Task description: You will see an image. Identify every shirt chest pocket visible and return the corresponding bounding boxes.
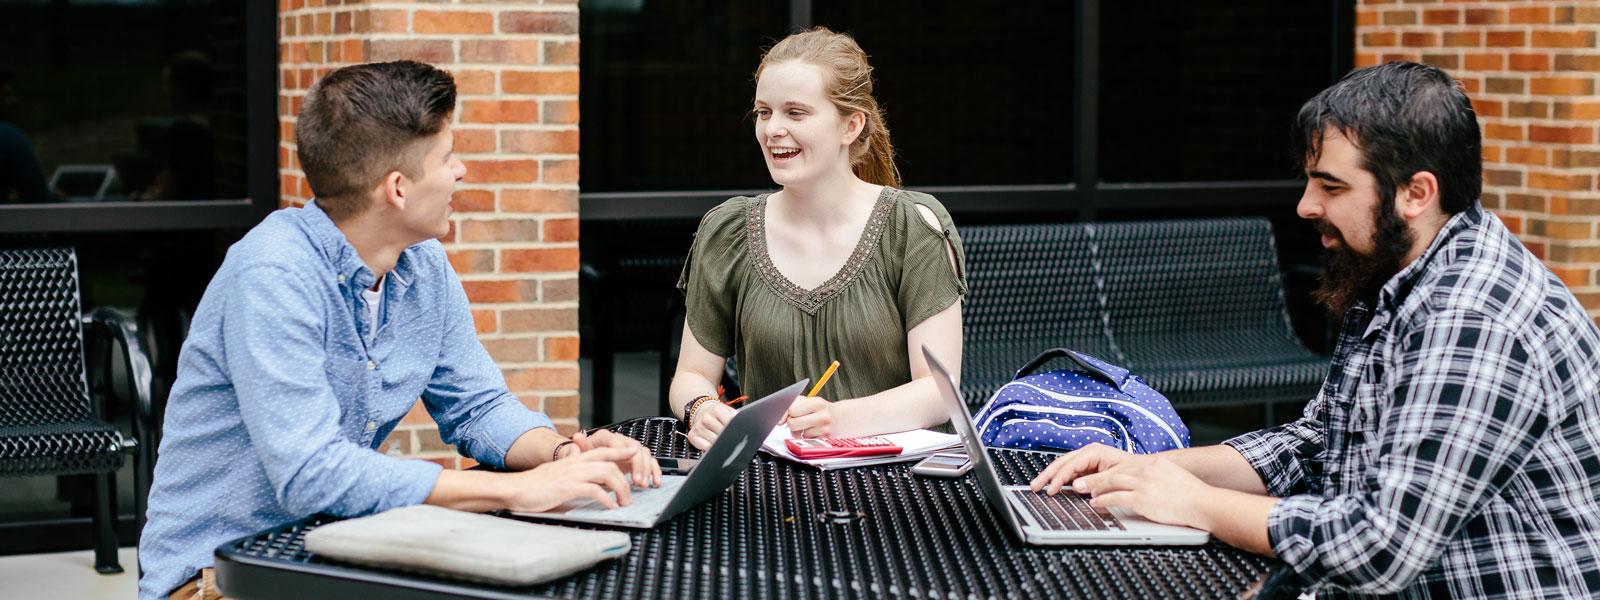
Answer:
[322,353,372,425]
[374,315,435,397]
[1340,376,1388,480]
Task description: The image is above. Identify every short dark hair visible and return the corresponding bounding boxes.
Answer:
[296,61,456,219]
[1293,62,1482,215]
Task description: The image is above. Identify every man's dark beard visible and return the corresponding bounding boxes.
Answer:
[1313,198,1414,318]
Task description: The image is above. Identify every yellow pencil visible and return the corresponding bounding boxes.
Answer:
[806,360,840,398]
[784,360,839,427]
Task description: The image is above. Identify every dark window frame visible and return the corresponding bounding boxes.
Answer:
[0,1,279,235]
[579,0,1354,222]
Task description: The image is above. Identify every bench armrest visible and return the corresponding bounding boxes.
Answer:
[82,307,156,445]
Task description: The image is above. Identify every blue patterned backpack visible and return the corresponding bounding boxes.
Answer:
[973,348,1190,454]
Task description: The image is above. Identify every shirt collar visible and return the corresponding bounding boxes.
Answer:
[300,200,421,292]
[1354,203,1483,340]
[1376,203,1482,311]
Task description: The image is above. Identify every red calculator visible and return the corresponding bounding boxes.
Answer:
[784,436,903,459]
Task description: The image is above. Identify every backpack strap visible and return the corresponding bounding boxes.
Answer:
[1014,348,1130,389]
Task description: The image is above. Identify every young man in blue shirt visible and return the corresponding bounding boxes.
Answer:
[1033,62,1600,597]
[138,61,660,600]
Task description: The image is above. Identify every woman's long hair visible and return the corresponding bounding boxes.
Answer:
[757,28,900,189]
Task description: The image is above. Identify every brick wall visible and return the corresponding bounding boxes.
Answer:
[276,0,581,469]
[1357,0,1600,325]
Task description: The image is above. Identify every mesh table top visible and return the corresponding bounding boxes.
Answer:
[215,417,1286,599]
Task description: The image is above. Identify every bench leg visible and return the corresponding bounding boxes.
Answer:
[92,470,123,575]
[1262,402,1277,430]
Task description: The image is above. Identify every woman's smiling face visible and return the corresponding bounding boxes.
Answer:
[752,60,860,188]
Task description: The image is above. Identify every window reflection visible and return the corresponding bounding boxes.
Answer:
[579,0,785,192]
[813,0,1074,186]
[0,0,247,205]
[1100,0,1339,183]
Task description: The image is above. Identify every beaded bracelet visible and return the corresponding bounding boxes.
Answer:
[552,440,575,463]
[682,395,715,429]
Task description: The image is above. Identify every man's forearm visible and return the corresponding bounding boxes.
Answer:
[1170,445,1278,556]
[1195,487,1277,556]
[1165,445,1269,495]
[424,469,512,512]
[504,427,571,471]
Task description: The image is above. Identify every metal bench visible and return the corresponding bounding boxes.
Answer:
[960,219,1327,425]
[0,247,155,573]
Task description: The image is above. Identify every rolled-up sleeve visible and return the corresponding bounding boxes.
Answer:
[224,265,441,517]
[1262,310,1550,594]
[420,256,552,469]
[1224,391,1327,498]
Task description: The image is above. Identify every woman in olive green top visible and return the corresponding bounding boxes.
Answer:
[671,28,966,450]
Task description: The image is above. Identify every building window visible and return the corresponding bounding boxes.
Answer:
[1,1,249,203]
[1100,0,1341,183]
[579,0,784,192]
[813,0,1074,186]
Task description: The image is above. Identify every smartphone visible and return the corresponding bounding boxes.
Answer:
[656,457,698,475]
[910,452,972,477]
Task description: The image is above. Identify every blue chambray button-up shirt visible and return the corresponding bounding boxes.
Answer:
[138,201,553,599]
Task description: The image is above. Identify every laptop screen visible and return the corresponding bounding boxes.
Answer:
[922,346,1028,530]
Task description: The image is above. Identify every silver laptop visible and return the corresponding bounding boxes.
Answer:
[923,347,1209,546]
[513,379,807,528]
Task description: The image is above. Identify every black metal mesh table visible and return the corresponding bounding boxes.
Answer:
[216,418,1285,599]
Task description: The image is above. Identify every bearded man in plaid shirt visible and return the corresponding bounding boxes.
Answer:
[1031,61,1600,598]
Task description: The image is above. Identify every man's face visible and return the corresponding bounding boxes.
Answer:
[1297,127,1414,317]
[398,124,466,241]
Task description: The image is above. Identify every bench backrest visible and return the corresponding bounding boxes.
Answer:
[0,248,92,427]
[960,223,1112,353]
[958,218,1306,402]
[1093,219,1301,369]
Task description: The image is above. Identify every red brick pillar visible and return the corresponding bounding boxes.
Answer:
[1357,1,1600,325]
[277,1,581,468]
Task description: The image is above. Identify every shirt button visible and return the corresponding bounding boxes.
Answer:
[365,420,377,432]
[338,274,346,284]
[366,360,377,370]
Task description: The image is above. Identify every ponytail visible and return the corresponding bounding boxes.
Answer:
[852,109,900,188]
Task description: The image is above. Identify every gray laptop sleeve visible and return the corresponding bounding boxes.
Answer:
[304,504,631,586]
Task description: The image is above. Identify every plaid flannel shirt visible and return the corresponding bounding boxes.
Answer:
[1226,205,1600,598]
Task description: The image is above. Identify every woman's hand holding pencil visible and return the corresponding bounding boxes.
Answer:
[786,360,841,438]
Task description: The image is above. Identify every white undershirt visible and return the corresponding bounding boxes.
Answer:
[360,277,384,345]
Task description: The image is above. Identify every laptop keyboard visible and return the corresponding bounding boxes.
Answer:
[1011,489,1125,531]
[559,475,687,520]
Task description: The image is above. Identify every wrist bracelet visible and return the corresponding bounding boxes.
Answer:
[683,395,714,429]
[683,395,708,428]
[552,440,574,463]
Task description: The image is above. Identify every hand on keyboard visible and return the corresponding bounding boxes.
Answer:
[570,429,663,488]
[1029,443,1214,530]
[502,447,639,513]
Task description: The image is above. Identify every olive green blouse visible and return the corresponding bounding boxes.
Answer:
[677,187,967,401]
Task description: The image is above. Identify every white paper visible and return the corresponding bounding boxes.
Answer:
[760,424,961,469]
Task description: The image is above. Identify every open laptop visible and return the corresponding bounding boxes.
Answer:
[48,165,116,201]
[923,347,1208,545]
[513,379,807,528]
